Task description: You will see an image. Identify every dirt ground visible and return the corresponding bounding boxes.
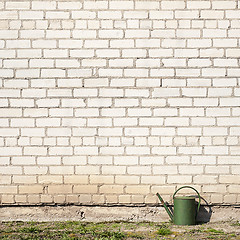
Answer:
[0,206,240,239]
[0,205,240,222]
[0,220,240,239]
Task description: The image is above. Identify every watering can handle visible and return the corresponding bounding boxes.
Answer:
[173,186,201,217]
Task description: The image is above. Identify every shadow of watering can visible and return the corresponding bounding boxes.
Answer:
[156,186,201,225]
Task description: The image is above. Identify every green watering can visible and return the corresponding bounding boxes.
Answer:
[157,186,201,225]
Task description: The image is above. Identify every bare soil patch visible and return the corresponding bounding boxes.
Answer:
[0,220,239,239]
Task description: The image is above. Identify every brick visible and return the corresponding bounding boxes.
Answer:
[206,108,230,117]
[46,30,70,38]
[220,98,240,106]
[99,89,124,98]
[99,185,124,194]
[0,186,17,194]
[179,166,204,174]
[226,10,240,19]
[0,176,11,184]
[135,39,161,49]
[194,175,216,184]
[212,1,236,9]
[191,117,215,126]
[213,136,226,145]
[37,157,61,165]
[77,194,91,203]
[205,146,228,155]
[19,185,43,194]
[89,175,113,184]
[0,148,22,156]
[167,176,192,184]
[202,68,226,77]
[205,166,229,174]
[151,29,175,38]
[230,127,240,136]
[6,2,30,9]
[154,108,178,117]
[135,1,159,9]
[176,69,200,77]
[32,1,56,9]
[232,166,240,174]
[203,29,226,38]
[162,79,186,87]
[187,1,210,9]
[98,67,122,76]
[100,147,124,155]
[201,10,224,19]
[48,185,72,194]
[56,79,81,88]
[187,39,211,48]
[17,49,42,58]
[67,69,92,78]
[165,117,189,126]
[180,108,204,117]
[166,156,190,164]
[46,11,69,19]
[19,11,44,19]
[113,157,137,166]
[182,88,207,97]
[64,176,88,184]
[141,176,165,185]
[0,69,14,78]
[11,119,35,127]
[230,146,240,155]
[152,147,176,155]
[174,49,199,58]
[48,147,73,156]
[161,1,185,9]
[16,69,40,78]
[149,49,173,58]
[79,79,101,89]
[15,195,27,203]
[124,69,148,77]
[218,117,240,126]
[20,30,44,39]
[110,39,134,48]
[13,176,36,184]
[0,11,18,20]
[96,50,119,59]
[75,165,100,174]
[220,175,240,184]
[58,2,82,9]
[62,156,86,165]
[126,186,150,194]
[1,195,15,204]
[213,78,237,87]
[176,29,200,38]
[24,146,47,156]
[176,10,199,19]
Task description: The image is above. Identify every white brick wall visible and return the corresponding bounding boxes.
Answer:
[0,0,239,206]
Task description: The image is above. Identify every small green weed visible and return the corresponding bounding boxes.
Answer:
[93,230,125,239]
[188,228,203,234]
[126,232,144,239]
[18,226,42,233]
[231,221,240,227]
[157,227,172,236]
[205,228,225,234]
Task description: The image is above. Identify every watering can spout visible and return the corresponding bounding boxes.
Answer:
[156,193,173,221]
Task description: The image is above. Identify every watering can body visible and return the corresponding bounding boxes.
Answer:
[174,196,197,225]
[157,186,201,226]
